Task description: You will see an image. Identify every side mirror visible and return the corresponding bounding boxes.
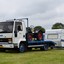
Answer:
[14,31,17,37]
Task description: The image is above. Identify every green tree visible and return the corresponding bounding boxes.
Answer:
[52,23,64,29]
[34,26,45,33]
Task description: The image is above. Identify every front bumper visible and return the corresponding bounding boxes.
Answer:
[0,44,14,48]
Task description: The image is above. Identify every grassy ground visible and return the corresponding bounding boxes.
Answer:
[0,49,64,64]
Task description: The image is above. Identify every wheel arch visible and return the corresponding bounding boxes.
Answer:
[19,41,26,45]
[19,41,27,48]
[48,41,55,47]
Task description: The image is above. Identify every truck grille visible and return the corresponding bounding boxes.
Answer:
[0,38,8,42]
[0,38,12,44]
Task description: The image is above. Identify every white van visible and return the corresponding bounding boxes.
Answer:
[44,29,64,47]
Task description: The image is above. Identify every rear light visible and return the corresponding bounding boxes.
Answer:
[38,32,42,40]
[28,34,32,41]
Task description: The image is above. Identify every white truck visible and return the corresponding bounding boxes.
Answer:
[45,29,64,48]
[0,19,55,52]
[0,19,27,52]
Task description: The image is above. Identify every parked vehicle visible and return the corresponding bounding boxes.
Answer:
[0,19,55,52]
[45,29,64,48]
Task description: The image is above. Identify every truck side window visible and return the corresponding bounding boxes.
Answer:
[15,22,22,31]
[17,25,21,31]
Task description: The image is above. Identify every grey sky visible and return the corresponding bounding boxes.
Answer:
[0,0,64,29]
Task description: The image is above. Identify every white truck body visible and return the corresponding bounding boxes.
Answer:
[44,29,64,47]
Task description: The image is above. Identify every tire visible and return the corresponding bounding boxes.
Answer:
[19,44,26,53]
[41,44,48,51]
[50,45,54,49]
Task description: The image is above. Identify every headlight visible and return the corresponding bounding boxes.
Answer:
[8,39,12,43]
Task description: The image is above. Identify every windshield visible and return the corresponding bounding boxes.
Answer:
[0,22,14,33]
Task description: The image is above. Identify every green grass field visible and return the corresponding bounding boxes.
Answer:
[0,49,64,64]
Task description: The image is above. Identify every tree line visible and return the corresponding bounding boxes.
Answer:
[26,23,64,33]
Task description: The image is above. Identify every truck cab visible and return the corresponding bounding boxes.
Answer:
[0,19,26,52]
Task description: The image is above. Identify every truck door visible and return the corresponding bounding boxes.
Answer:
[14,22,24,44]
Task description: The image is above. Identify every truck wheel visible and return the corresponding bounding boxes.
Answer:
[41,44,48,51]
[50,45,54,49]
[19,44,26,53]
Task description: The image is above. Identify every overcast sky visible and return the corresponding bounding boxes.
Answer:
[0,0,64,29]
